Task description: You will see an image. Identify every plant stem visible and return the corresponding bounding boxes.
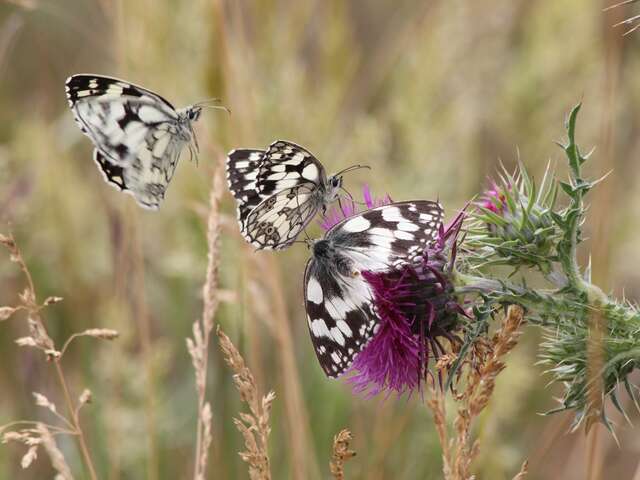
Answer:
[54,360,98,480]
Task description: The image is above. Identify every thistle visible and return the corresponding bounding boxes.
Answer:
[471,161,560,273]
[455,104,640,435]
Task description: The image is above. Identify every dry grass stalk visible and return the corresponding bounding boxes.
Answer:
[428,305,525,480]
[1,422,75,479]
[427,391,453,478]
[0,232,113,480]
[38,423,75,480]
[218,326,275,480]
[187,167,224,480]
[512,460,529,479]
[329,429,356,480]
[249,253,320,479]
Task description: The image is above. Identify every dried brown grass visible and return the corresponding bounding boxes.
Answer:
[0,233,120,479]
[427,305,526,480]
[218,326,275,480]
[329,429,356,480]
[250,253,320,479]
[187,167,224,480]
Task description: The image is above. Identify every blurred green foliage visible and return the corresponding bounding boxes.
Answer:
[1,1,640,479]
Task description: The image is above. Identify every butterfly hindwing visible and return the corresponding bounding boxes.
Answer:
[94,150,126,190]
[66,74,197,209]
[304,201,444,377]
[243,182,320,250]
[304,258,378,377]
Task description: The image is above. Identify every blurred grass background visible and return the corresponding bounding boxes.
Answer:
[1,0,640,478]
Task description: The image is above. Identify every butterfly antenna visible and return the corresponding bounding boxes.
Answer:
[194,98,224,106]
[334,164,371,177]
[199,104,232,115]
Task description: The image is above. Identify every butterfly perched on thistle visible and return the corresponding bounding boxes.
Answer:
[303,200,448,380]
[226,140,367,250]
[65,74,226,209]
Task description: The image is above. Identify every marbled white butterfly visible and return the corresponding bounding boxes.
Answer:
[303,201,444,377]
[226,140,366,250]
[66,74,222,209]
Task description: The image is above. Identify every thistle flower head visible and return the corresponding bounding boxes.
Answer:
[479,181,507,214]
[470,163,560,272]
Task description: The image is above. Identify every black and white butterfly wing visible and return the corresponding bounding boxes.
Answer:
[254,140,326,196]
[226,140,329,249]
[243,182,322,250]
[329,200,444,272]
[92,125,184,209]
[66,74,190,209]
[304,201,444,377]
[226,148,269,228]
[304,257,378,377]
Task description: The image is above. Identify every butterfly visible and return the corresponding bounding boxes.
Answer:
[65,74,222,209]
[303,201,444,377]
[226,140,367,250]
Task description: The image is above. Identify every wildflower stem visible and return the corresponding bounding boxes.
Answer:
[53,359,98,480]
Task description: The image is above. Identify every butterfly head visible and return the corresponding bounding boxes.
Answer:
[186,106,203,122]
[325,175,343,203]
[326,164,371,205]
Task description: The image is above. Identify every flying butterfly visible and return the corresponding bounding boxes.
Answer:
[65,74,225,209]
[226,140,367,250]
[303,201,444,377]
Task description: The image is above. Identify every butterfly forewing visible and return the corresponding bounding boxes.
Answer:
[304,201,444,377]
[256,141,325,196]
[65,74,196,209]
[66,74,176,110]
[226,149,269,227]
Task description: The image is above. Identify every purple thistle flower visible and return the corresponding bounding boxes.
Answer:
[479,180,507,214]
